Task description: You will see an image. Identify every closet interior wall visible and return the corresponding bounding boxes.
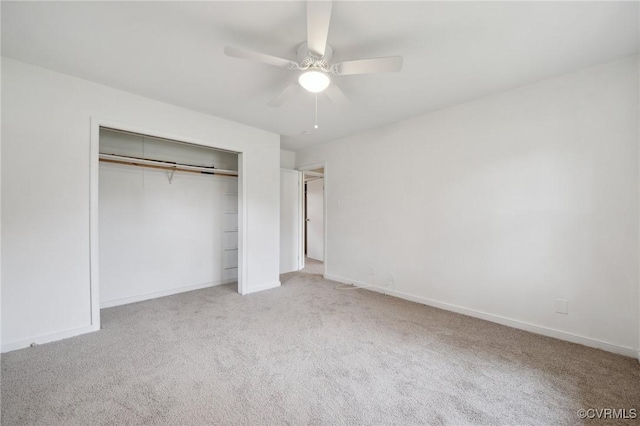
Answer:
[98,128,239,308]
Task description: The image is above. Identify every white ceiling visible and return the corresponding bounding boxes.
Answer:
[2,1,638,151]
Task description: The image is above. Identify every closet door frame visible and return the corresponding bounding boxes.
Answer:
[89,117,246,332]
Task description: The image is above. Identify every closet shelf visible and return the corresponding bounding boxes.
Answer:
[99,153,238,176]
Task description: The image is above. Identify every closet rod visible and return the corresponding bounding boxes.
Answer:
[99,153,238,176]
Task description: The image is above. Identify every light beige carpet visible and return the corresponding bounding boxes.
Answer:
[303,257,324,275]
[2,271,639,425]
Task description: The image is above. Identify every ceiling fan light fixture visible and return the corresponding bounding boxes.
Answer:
[298,70,330,93]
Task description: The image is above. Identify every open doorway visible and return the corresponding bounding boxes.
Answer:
[303,168,324,275]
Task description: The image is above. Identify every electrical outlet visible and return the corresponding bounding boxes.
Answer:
[388,273,395,288]
[555,299,569,315]
[367,266,374,276]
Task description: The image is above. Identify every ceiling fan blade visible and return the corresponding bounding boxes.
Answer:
[307,1,332,57]
[324,83,348,107]
[268,82,300,107]
[332,56,403,75]
[224,46,298,69]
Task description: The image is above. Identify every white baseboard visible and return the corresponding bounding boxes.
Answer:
[100,279,237,309]
[1,324,99,354]
[324,274,638,358]
[244,281,281,295]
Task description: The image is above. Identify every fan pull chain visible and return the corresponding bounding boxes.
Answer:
[314,93,319,129]
[142,136,146,188]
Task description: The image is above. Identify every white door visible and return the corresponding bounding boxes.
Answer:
[306,178,324,261]
[280,169,301,273]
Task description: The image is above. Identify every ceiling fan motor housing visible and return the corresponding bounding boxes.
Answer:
[297,42,333,71]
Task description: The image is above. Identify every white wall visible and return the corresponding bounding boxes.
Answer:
[99,129,238,308]
[1,58,281,352]
[280,149,296,169]
[297,56,640,356]
[0,54,3,349]
[280,169,300,274]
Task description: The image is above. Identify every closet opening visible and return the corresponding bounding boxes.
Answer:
[91,124,242,326]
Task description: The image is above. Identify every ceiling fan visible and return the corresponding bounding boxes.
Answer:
[224,1,403,107]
